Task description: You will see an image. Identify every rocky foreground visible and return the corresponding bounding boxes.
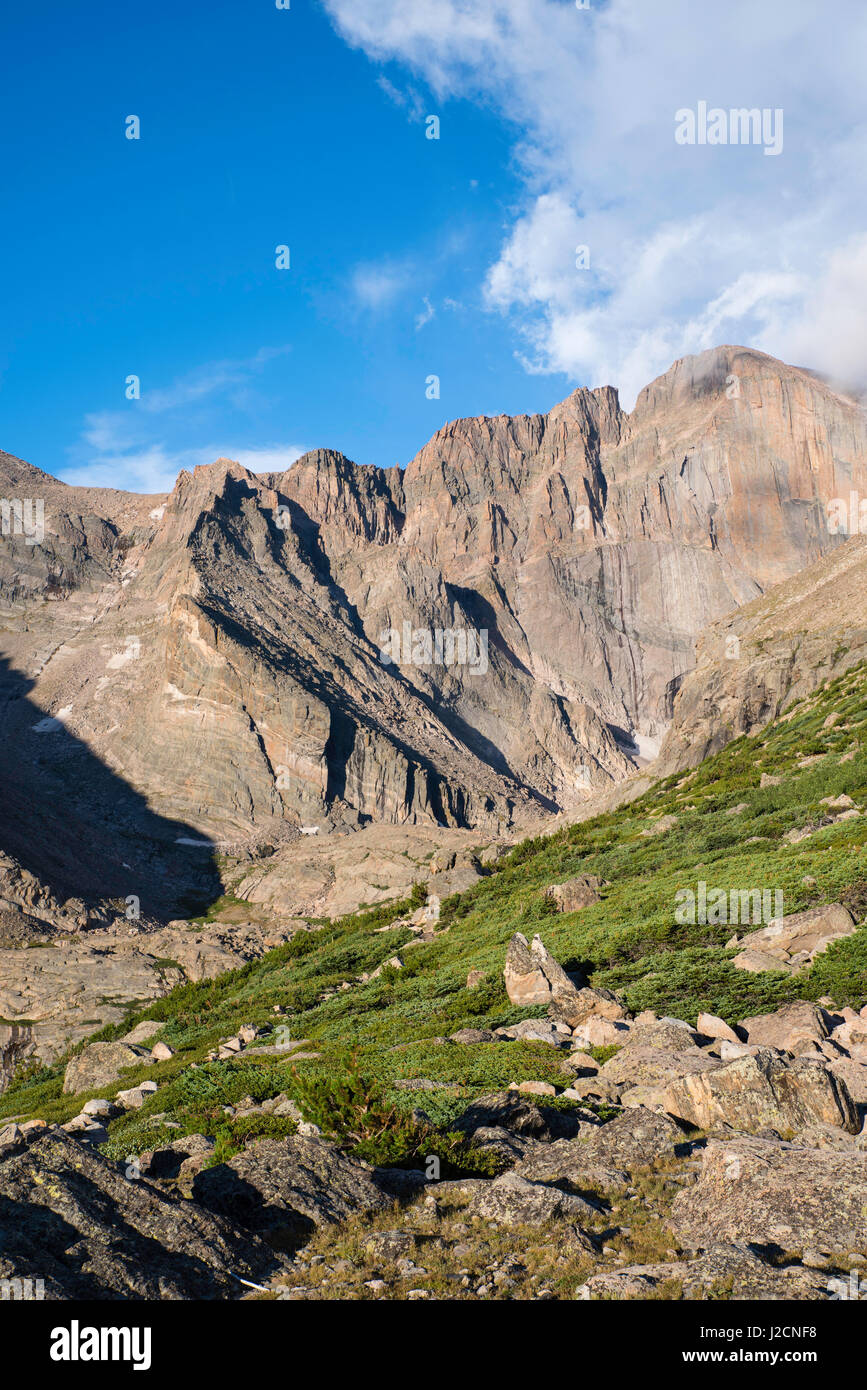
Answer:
[4,927,867,1302]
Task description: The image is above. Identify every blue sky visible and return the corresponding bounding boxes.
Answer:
[1,1,865,493]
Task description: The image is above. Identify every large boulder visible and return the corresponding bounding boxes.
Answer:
[503,932,580,1008]
[192,1135,392,1248]
[0,1128,285,1298]
[62,1041,153,1095]
[574,1107,688,1168]
[601,1046,719,1108]
[661,1050,859,1136]
[452,1091,585,1142]
[731,904,857,974]
[671,1136,867,1254]
[552,986,629,1029]
[502,932,628,1028]
[468,1170,599,1226]
[543,876,603,913]
[514,1108,687,1192]
[738,1001,828,1052]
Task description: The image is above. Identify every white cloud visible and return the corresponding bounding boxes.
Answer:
[376,75,427,121]
[323,0,867,403]
[61,352,304,494]
[351,258,415,309]
[415,296,436,330]
[140,346,291,414]
[62,439,306,495]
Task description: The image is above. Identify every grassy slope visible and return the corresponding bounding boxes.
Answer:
[3,660,867,1162]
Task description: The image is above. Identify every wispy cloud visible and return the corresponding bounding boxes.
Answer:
[351,258,416,310]
[376,74,427,122]
[139,346,292,414]
[62,349,304,494]
[415,295,436,330]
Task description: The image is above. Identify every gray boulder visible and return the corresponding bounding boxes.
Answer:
[671,1135,867,1253]
[469,1170,600,1226]
[192,1135,392,1248]
[63,1041,153,1095]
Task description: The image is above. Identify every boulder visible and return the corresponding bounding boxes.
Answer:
[62,1041,153,1095]
[468,1170,599,1226]
[452,1091,582,1142]
[671,1136,867,1253]
[661,1050,859,1136]
[732,949,792,973]
[577,1107,688,1168]
[697,1012,740,1044]
[571,1017,630,1048]
[601,1046,720,1105]
[738,1001,828,1052]
[543,876,603,913]
[122,1020,165,1045]
[621,1018,701,1052]
[550,985,629,1030]
[503,932,580,1009]
[115,1079,158,1109]
[731,905,857,975]
[514,1108,686,1193]
[449,1028,495,1045]
[192,1135,392,1249]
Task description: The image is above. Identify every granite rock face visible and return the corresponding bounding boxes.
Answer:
[661,1050,860,1136]
[671,1136,867,1254]
[656,533,867,774]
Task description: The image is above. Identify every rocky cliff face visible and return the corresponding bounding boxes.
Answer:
[1,346,865,902]
[655,533,867,773]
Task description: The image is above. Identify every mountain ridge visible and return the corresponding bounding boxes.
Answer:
[1,346,865,899]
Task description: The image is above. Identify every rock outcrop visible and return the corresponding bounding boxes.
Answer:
[656,534,867,774]
[671,1137,867,1254]
[661,1050,860,1135]
[191,1135,393,1249]
[0,1128,286,1298]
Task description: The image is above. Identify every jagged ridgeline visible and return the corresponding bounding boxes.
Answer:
[1,344,865,863]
